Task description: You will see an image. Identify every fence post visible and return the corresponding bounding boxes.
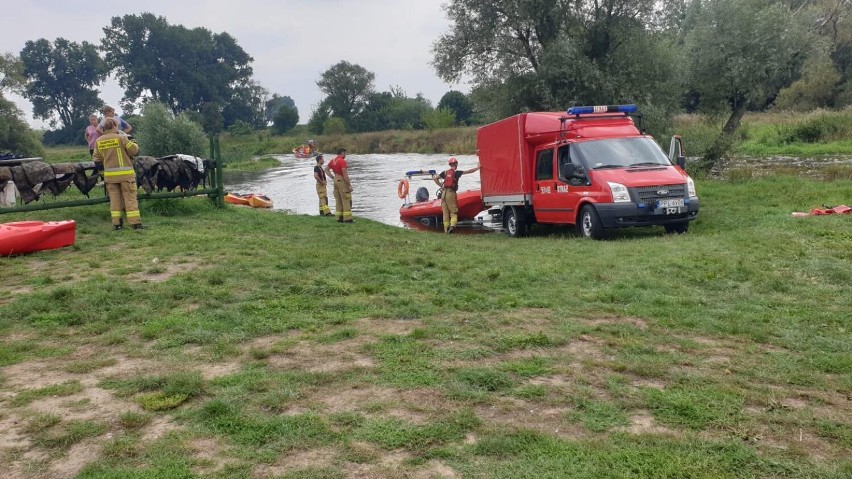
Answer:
[214,134,224,207]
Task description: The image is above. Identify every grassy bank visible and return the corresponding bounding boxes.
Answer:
[1,174,850,478]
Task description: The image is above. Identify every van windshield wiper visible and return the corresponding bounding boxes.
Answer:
[591,164,624,170]
[628,162,665,167]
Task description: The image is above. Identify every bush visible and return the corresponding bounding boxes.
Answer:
[273,105,299,135]
[323,117,347,135]
[0,96,44,157]
[422,107,456,130]
[135,102,207,158]
[227,120,253,136]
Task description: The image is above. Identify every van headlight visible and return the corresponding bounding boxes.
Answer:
[687,177,697,198]
[607,182,631,203]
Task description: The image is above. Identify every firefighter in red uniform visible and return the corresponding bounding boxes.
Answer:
[314,154,333,216]
[93,118,143,230]
[434,157,480,233]
[325,147,354,222]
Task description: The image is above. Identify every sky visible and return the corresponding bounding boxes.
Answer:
[1,0,465,128]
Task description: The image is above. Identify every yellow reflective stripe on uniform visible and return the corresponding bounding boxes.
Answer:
[126,210,140,218]
[111,211,122,217]
[104,169,135,177]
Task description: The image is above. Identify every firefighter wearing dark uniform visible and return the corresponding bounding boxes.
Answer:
[325,147,354,222]
[314,154,332,216]
[434,157,480,233]
[93,118,143,230]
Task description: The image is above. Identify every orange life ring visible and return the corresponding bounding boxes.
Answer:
[397,178,409,199]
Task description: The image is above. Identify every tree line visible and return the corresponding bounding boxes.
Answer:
[2,1,851,164]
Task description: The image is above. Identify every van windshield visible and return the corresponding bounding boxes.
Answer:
[573,137,671,170]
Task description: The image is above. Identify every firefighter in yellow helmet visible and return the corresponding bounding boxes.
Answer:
[93,118,143,230]
[433,157,480,233]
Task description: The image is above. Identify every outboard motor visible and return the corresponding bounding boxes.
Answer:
[415,186,429,203]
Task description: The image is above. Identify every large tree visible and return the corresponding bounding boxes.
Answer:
[432,0,681,125]
[0,53,42,156]
[19,38,107,129]
[265,94,296,125]
[102,13,253,118]
[0,53,25,93]
[437,90,474,125]
[222,80,269,129]
[316,61,375,124]
[683,0,816,164]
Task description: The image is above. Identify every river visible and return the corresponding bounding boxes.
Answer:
[225,153,492,232]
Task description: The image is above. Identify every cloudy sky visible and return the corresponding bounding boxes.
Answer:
[2,0,464,128]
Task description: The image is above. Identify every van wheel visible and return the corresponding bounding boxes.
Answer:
[505,207,527,237]
[664,222,689,234]
[578,205,603,239]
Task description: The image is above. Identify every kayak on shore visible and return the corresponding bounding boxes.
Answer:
[0,220,76,256]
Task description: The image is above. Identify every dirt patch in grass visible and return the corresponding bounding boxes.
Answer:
[631,378,666,390]
[253,447,338,478]
[267,338,375,374]
[355,317,421,336]
[307,385,440,425]
[191,437,236,476]
[141,416,180,442]
[48,439,102,478]
[475,397,581,439]
[317,385,399,414]
[197,361,242,380]
[412,460,459,478]
[5,286,34,296]
[579,316,648,330]
[618,410,679,436]
[127,259,201,283]
[562,336,614,367]
[343,449,414,479]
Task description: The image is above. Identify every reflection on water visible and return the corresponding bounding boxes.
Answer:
[226,153,497,232]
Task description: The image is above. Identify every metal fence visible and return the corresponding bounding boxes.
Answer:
[0,135,225,215]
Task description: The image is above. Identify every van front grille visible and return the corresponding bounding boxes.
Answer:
[633,184,686,203]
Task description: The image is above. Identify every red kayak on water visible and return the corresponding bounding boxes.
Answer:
[0,220,77,256]
[397,170,484,223]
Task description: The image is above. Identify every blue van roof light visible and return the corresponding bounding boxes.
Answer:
[567,104,638,115]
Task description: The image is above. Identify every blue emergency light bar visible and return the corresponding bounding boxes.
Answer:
[405,169,436,176]
[566,104,638,115]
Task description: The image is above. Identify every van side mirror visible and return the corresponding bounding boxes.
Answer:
[677,156,686,169]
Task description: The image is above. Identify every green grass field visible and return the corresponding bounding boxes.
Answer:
[0,173,850,478]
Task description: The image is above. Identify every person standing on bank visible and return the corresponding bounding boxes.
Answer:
[97,105,132,135]
[93,118,144,230]
[85,114,100,157]
[434,157,480,233]
[313,154,333,216]
[325,147,354,223]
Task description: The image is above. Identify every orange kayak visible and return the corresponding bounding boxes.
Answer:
[1,220,76,256]
[225,192,252,205]
[248,195,273,208]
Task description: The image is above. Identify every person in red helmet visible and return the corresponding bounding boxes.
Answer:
[433,157,480,233]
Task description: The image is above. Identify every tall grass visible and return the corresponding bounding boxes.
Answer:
[676,108,852,157]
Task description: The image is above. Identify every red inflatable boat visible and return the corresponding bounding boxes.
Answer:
[398,170,484,223]
[0,220,77,256]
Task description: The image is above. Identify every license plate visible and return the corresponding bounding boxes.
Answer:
[657,199,685,208]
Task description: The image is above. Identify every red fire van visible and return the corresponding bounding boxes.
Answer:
[477,105,699,239]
